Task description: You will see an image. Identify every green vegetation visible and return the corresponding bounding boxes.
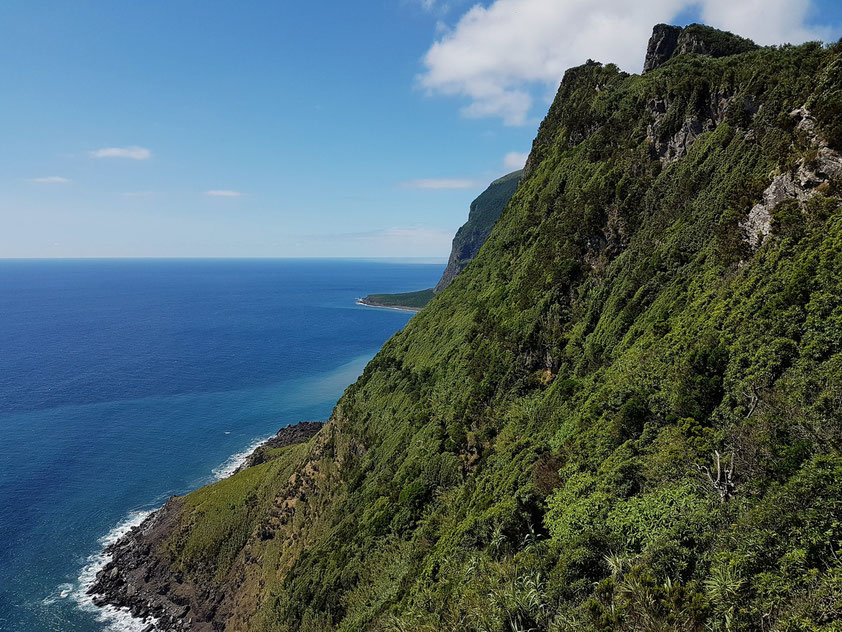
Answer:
[360,288,435,310]
[434,169,523,293]
[157,32,842,631]
[678,23,759,58]
[460,169,523,237]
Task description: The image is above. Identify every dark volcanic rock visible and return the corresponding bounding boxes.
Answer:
[88,498,194,631]
[643,24,682,73]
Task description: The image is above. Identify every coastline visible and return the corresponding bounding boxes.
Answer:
[72,509,160,632]
[355,298,423,312]
[82,421,325,632]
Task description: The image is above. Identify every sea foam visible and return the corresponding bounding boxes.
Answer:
[64,435,270,630]
[210,434,273,480]
[71,509,159,631]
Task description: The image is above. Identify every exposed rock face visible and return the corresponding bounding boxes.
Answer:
[742,174,810,247]
[643,23,758,73]
[742,107,842,246]
[645,87,735,164]
[88,421,325,632]
[643,24,682,73]
[434,170,522,293]
[640,24,761,164]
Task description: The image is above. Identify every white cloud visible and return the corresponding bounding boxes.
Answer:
[205,189,244,197]
[503,152,529,170]
[30,176,71,183]
[400,178,479,189]
[698,0,832,45]
[419,0,834,125]
[90,146,152,160]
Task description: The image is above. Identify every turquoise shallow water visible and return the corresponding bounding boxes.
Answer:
[0,259,440,632]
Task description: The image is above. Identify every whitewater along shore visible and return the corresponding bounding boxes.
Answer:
[86,421,324,632]
[355,297,424,312]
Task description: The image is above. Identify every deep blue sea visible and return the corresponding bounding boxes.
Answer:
[0,259,441,632]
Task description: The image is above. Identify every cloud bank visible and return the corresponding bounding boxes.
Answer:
[503,152,529,170]
[419,0,834,125]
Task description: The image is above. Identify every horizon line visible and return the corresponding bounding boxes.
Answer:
[0,256,448,262]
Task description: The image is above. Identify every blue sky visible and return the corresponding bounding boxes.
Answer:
[2,0,841,258]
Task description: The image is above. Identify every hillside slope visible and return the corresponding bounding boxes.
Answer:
[357,288,434,311]
[93,25,842,632]
[434,169,523,293]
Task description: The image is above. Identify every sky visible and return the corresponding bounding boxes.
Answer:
[2,0,841,258]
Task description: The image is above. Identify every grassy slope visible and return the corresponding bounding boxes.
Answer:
[161,38,842,632]
[359,288,435,310]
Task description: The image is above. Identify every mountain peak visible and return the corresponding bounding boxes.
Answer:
[643,23,758,73]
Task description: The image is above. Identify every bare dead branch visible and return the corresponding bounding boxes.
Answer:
[696,450,736,503]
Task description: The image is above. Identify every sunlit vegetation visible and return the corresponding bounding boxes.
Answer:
[159,34,842,631]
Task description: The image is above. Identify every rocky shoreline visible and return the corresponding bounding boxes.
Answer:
[87,421,324,631]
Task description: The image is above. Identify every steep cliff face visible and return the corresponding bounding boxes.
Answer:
[434,169,522,293]
[93,26,842,632]
[642,23,683,73]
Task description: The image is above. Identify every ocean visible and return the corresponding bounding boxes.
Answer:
[0,259,441,632]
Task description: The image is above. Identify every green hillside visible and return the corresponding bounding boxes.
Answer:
[434,169,523,293]
[358,288,435,310]
[95,25,842,632]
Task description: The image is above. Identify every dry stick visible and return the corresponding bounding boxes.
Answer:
[696,450,736,503]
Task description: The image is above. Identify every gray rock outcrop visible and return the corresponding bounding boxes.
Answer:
[742,107,842,247]
[643,24,682,73]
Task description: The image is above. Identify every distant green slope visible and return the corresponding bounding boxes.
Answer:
[434,168,522,293]
[358,288,434,310]
[95,25,842,632]
[359,170,523,311]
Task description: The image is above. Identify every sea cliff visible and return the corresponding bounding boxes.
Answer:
[358,169,523,310]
